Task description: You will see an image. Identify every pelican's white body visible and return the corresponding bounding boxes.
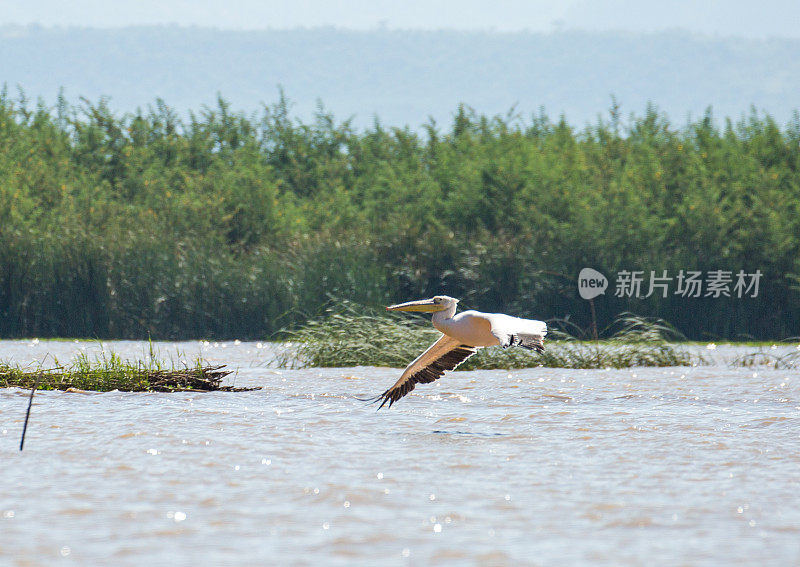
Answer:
[430,302,547,347]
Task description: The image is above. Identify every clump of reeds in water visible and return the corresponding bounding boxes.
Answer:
[0,350,253,392]
[731,342,800,369]
[275,306,702,369]
[273,304,440,369]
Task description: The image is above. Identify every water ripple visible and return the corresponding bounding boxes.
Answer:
[2,340,800,565]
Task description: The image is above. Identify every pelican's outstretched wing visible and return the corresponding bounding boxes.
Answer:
[370,335,477,410]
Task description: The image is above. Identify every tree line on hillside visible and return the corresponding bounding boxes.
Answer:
[1,90,798,340]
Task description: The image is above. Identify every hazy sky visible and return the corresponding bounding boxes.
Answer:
[3,0,800,38]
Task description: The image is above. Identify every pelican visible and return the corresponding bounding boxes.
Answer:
[366,296,546,409]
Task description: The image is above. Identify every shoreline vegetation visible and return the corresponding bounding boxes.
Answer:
[275,306,800,370]
[275,309,702,369]
[0,351,254,392]
[1,92,799,341]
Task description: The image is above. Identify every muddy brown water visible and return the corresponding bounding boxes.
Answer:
[1,340,799,565]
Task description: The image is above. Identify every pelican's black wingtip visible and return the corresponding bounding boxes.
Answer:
[356,390,392,410]
[376,393,394,411]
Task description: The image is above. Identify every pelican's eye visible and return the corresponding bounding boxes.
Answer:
[434,298,441,303]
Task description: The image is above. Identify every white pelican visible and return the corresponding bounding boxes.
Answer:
[366,296,546,409]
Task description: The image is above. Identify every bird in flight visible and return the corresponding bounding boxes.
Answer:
[365,296,546,409]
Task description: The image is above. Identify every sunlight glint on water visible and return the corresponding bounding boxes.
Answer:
[1,340,799,565]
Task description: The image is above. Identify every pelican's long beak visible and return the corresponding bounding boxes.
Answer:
[386,298,445,312]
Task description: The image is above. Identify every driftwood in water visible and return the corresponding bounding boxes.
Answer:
[134,365,257,392]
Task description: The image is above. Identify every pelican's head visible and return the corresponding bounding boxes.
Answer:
[386,295,458,313]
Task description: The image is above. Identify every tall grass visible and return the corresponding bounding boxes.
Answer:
[275,307,701,369]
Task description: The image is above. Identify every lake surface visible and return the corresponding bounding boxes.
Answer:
[2,340,799,566]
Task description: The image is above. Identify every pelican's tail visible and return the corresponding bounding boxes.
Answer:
[508,333,545,354]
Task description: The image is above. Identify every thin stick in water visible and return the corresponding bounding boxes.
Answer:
[19,372,41,451]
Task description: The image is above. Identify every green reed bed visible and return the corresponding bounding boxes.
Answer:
[275,309,702,370]
[0,351,251,392]
[1,93,799,341]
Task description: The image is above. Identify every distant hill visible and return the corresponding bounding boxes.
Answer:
[1,25,799,127]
